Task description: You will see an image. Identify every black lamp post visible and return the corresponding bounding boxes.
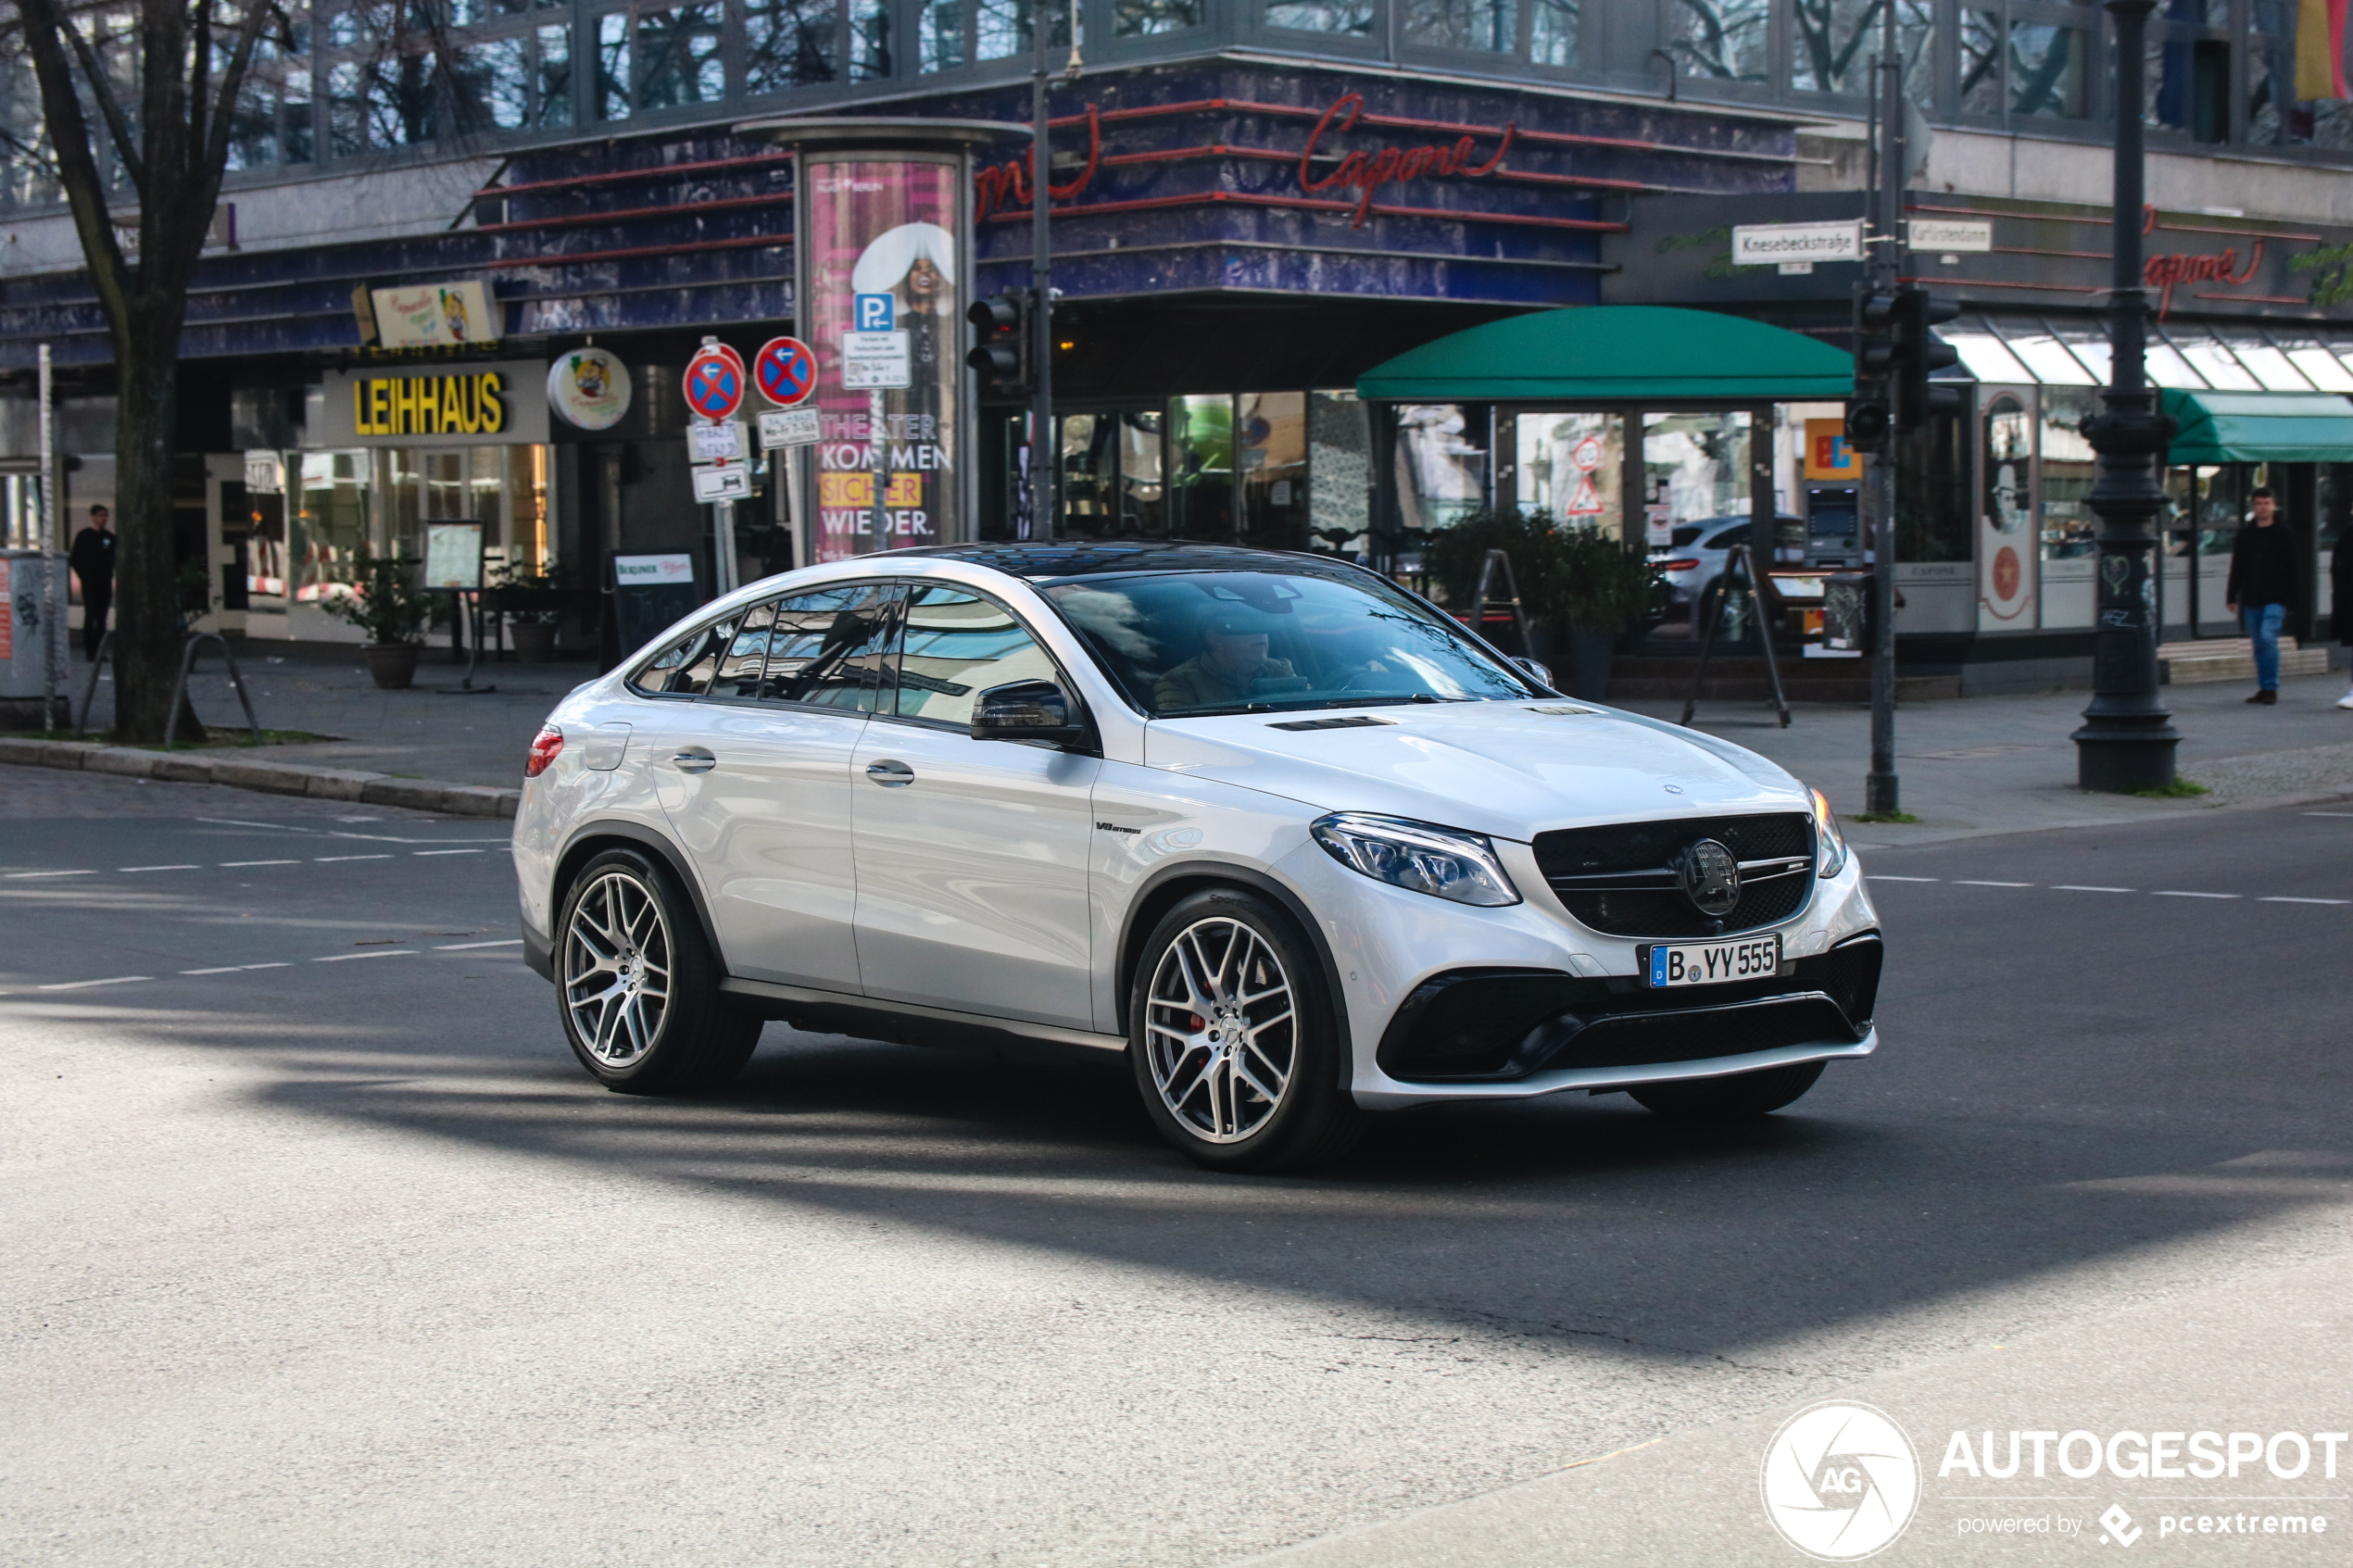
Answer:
[2071,0,2183,791]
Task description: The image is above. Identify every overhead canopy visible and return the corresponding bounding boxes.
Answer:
[2161,388,2353,463]
[1355,306,1856,403]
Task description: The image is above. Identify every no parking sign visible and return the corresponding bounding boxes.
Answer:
[755,336,818,408]
[682,343,747,421]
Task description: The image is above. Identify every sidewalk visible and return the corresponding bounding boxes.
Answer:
[42,639,2353,838]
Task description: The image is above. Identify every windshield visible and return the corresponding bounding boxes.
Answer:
[1038,567,1540,718]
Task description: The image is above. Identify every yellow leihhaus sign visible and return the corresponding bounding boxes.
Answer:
[351,369,510,437]
[318,361,550,446]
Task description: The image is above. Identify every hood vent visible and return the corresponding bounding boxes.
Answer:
[1526,705,1600,716]
[1266,715,1399,732]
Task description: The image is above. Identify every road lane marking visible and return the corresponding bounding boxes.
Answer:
[2053,884,2135,893]
[2155,890,2239,899]
[435,939,522,949]
[1868,875,1938,883]
[180,967,245,975]
[121,864,200,872]
[36,975,152,990]
[5,870,95,879]
[412,848,484,857]
[311,950,419,961]
[2261,896,2350,905]
[242,962,291,970]
[220,859,299,868]
[1955,880,2033,887]
[314,855,392,862]
[196,818,286,830]
[2304,811,2353,818]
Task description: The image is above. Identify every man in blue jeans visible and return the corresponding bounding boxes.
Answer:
[2225,486,2300,706]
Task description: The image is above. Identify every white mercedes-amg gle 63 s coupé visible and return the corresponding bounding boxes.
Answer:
[512,542,1882,1171]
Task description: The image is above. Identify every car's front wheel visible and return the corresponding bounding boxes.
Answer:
[557,847,759,1095]
[1629,1060,1824,1120]
[1129,888,1365,1173]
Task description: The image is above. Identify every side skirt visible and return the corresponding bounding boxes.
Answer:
[719,977,1129,1064]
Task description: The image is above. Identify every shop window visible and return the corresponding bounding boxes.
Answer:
[597,11,630,118]
[2037,387,2099,628]
[974,0,1076,64]
[851,0,891,77]
[449,34,532,132]
[295,451,371,610]
[1792,0,1931,97]
[1392,405,1490,534]
[535,23,573,125]
[1642,411,1750,538]
[1059,408,1164,538]
[1403,0,1517,54]
[1528,0,1577,66]
[2008,19,2086,119]
[1517,412,1622,533]
[1308,391,1373,552]
[633,5,725,110]
[1668,0,1770,85]
[1897,408,1971,563]
[749,0,842,87]
[1168,395,1236,540]
[1238,393,1309,550]
[921,0,966,69]
[1959,9,2004,113]
[508,445,550,570]
[1115,0,1201,34]
[1265,0,1378,32]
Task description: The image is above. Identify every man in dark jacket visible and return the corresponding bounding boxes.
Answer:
[2225,487,2298,705]
[67,504,114,662]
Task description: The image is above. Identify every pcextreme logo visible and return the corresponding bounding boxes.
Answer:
[1761,1401,1922,1561]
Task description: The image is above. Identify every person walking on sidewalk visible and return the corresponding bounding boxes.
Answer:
[67,504,115,663]
[2225,487,2298,706]
[2334,525,2353,710]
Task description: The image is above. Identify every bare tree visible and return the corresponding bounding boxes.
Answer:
[9,0,278,741]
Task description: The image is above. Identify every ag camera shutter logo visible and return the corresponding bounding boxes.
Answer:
[1761,1401,1921,1560]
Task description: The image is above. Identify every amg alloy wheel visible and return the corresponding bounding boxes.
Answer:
[555,847,759,1094]
[1129,888,1365,1171]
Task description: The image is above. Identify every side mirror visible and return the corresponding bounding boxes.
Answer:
[1509,656,1556,689]
[971,678,1088,746]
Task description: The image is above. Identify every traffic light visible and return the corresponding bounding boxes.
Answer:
[1891,286,1962,433]
[1846,287,1898,454]
[966,291,1032,395]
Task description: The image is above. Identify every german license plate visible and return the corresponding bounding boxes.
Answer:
[1642,935,1781,988]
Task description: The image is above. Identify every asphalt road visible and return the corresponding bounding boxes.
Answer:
[3,770,2347,1566]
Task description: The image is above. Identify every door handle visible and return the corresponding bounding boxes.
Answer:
[671,747,717,774]
[864,759,915,787]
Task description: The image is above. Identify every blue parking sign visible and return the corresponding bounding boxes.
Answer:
[854,293,895,332]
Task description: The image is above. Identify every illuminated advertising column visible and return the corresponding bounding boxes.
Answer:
[749,119,1021,565]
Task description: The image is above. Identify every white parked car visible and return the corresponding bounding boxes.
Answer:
[513,543,1882,1171]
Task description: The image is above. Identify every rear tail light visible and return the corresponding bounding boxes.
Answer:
[1659,558,1702,572]
[525,724,564,778]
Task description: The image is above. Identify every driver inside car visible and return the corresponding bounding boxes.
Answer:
[1152,613,1302,710]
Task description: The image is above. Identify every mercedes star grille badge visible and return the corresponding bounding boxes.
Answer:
[1676,838,1742,917]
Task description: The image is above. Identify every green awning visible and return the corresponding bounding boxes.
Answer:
[1355,305,1856,403]
[2162,388,2353,464]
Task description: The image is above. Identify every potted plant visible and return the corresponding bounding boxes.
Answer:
[328,546,430,689]
[485,561,567,663]
[1421,509,1566,662]
[1550,526,1667,700]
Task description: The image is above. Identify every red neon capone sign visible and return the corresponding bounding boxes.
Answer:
[2144,240,2263,319]
[1297,93,1515,228]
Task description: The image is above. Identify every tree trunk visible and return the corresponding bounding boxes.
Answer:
[110,329,201,744]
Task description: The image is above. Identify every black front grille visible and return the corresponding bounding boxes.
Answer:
[1533,812,1814,937]
[1377,949,1879,1083]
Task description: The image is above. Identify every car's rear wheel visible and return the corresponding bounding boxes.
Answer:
[1129,888,1365,1173]
[1629,1060,1824,1120]
[557,847,759,1095]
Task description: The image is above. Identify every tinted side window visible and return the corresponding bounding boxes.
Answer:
[1707,524,1753,550]
[761,583,901,713]
[631,617,735,696]
[708,598,781,699]
[895,586,1060,728]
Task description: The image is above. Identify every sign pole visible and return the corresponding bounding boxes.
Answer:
[1030,11,1055,541]
[1864,0,1904,817]
[37,343,57,732]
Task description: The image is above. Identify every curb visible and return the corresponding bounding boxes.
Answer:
[0,737,520,819]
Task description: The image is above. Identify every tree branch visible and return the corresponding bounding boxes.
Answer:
[13,0,134,329]
[57,3,147,192]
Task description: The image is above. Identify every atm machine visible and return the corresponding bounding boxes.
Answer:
[1801,483,1862,568]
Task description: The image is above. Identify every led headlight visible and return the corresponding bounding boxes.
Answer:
[1311,813,1521,907]
[1809,787,1849,880]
